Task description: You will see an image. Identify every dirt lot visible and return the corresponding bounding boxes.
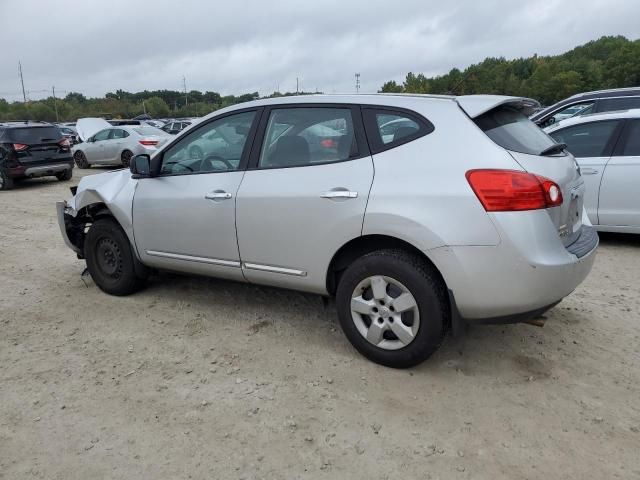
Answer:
[1,168,639,480]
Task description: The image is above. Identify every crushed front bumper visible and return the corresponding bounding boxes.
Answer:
[56,201,82,255]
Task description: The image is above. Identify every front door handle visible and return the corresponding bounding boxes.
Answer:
[205,191,232,201]
[320,190,358,199]
[581,167,599,175]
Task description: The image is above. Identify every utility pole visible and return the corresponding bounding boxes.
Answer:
[18,61,27,102]
[183,76,188,108]
[296,77,299,94]
[355,73,361,94]
[52,86,59,122]
[142,100,147,115]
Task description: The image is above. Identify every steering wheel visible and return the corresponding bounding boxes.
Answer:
[200,155,233,171]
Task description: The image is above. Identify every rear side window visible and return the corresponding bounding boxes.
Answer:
[7,126,62,144]
[259,108,357,168]
[110,129,129,139]
[597,97,640,113]
[363,108,433,153]
[474,106,558,156]
[549,120,619,158]
[622,120,640,156]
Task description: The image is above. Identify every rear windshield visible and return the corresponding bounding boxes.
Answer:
[7,126,62,144]
[133,126,165,136]
[474,106,559,156]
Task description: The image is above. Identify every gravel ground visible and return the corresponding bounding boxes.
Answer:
[1,168,639,480]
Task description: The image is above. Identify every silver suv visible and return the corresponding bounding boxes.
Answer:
[57,94,598,368]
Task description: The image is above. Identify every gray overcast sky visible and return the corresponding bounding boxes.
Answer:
[0,0,638,100]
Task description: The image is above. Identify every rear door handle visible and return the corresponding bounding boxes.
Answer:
[205,191,232,201]
[320,190,358,199]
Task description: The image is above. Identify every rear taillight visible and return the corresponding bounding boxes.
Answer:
[58,138,71,148]
[139,139,158,146]
[466,169,563,212]
[13,143,28,151]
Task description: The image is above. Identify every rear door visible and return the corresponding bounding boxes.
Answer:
[105,128,129,161]
[548,119,623,225]
[598,119,640,228]
[235,104,373,293]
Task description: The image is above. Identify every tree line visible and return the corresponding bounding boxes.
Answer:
[379,36,639,105]
[1,35,638,122]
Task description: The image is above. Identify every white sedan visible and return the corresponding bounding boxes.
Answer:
[73,118,171,168]
[545,109,640,233]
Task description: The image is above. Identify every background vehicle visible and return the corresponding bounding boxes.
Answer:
[58,125,79,145]
[545,109,640,233]
[0,121,73,190]
[73,118,170,168]
[58,94,597,368]
[162,120,192,135]
[531,87,640,128]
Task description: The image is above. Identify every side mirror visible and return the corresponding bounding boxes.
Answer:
[130,154,151,178]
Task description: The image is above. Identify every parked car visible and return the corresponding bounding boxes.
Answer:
[58,125,79,145]
[531,87,640,128]
[72,118,170,168]
[57,94,597,367]
[162,120,192,135]
[1,121,73,190]
[545,109,640,233]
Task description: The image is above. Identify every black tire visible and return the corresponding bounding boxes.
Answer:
[121,150,133,168]
[336,249,448,368]
[84,218,147,296]
[56,169,73,181]
[0,169,15,191]
[74,151,89,169]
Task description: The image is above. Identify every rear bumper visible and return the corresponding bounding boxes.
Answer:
[10,160,73,178]
[430,210,598,322]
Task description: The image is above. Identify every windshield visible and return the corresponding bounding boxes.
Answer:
[474,106,560,156]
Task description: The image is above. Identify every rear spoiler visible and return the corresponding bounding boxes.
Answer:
[456,95,540,119]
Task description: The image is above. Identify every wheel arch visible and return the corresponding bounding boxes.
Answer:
[326,234,447,296]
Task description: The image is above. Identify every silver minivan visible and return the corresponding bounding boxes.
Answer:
[57,94,598,367]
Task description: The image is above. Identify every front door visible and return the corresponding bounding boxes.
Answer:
[87,128,112,163]
[132,109,259,281]
[598,119,640,228]
[235,105,373,293]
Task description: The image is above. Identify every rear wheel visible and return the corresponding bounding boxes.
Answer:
[74,151,89,169]
[121,150,133,168]
[0,169,14,191]
[336,249,448,368]
[56,169,73,181]
[84,218,147,296]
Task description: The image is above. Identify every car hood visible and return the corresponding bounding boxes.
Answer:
[456,95,540,118]
[76,118,111,141]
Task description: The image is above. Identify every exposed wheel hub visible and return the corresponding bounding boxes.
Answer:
[96,238,121,277]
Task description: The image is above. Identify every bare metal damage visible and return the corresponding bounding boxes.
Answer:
[58,169,139,258]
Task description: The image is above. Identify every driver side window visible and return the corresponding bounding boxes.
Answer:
[93,129,111,141]
[160,111,256,175]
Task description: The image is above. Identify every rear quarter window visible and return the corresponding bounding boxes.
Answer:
[363,107,433,154]
[474,106,558,156]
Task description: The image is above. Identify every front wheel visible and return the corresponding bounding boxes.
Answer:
[336,249,448,368]
[84,218,147,296]
[74,151,89,169]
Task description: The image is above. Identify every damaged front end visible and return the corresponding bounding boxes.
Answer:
[56,198,110,258]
